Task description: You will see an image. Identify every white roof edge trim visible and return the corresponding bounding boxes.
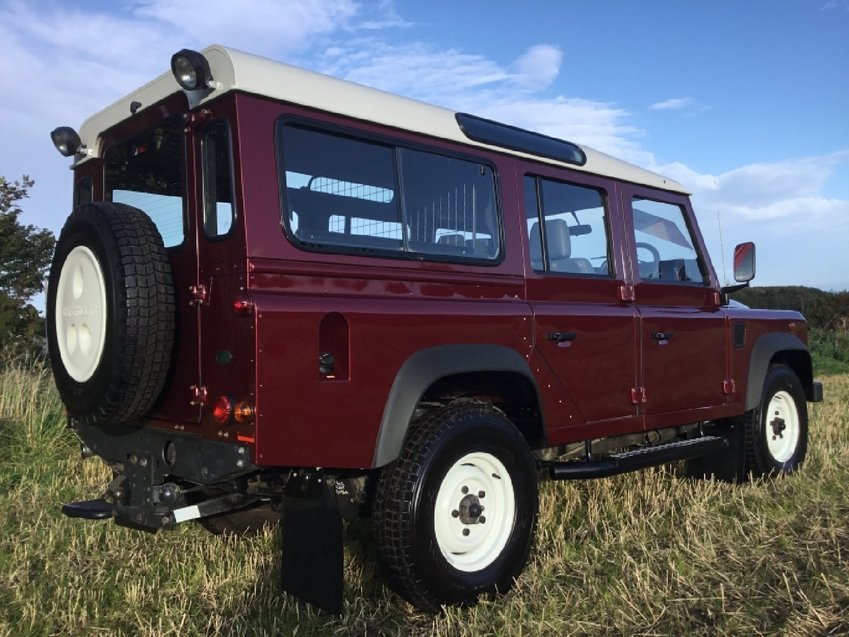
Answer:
[74,45,689,195]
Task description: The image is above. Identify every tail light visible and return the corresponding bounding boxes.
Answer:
[211,395,233,425]
[233,294,254,315]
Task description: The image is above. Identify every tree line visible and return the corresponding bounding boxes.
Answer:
[732,286,849,332]
[1,176,55,359]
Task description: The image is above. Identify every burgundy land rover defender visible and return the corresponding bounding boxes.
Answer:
[48,46,822,614]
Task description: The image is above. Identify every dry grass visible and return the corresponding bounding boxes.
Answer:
[1,365,848,636]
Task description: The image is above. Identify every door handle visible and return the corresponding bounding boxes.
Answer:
[651,331,674,341]
[547,331,577,343]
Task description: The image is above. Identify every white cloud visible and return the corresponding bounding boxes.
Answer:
[510,44,562,91]
[314,40,644,161]
[649,97,695,111]
[134,0,358,55]
[661,152,849,287]
[357,0,411,29]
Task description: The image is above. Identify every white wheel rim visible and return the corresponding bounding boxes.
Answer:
[54,246,107,382]
[433,451,516,572]
[765,390,800,463]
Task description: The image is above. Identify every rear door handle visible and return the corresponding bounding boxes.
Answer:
[547,331,577,343]
[651,331,674,341]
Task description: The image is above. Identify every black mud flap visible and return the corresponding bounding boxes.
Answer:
[281,481,344,615]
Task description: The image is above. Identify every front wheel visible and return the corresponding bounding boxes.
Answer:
[373,403,538,612]
[744,364,808,478]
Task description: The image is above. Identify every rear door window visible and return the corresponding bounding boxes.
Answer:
[104,115,185,248]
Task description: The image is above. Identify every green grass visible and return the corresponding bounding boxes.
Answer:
[810,329,849,376]
[1,362,848,636]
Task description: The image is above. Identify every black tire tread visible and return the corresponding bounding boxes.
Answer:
[50,202,175,425]
[373,402,535,612]
[742,363,807,479]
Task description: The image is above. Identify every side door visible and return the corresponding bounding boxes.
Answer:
[622,186,728,423]
[523,168,641,434]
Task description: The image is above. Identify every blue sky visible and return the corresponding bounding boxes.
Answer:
[1,0,847,291]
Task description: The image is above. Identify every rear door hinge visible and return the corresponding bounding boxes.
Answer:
[630,387,647,404]
[722,379,736,395]
[190,385,208,406]
[189,283,208,306]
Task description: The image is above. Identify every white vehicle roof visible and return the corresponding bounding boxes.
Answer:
[77,45,688,194]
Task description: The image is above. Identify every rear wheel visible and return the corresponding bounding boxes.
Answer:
[373,402,538,612]
[47,202,175,426]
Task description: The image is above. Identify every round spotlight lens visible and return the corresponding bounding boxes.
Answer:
[50,127,82,157]
[172,55,198,90]
[170,49,213,91]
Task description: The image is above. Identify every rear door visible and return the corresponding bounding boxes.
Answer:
[103,106,202,425]
[523,167,641,433]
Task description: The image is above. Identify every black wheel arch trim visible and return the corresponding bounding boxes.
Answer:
[745,332,816,411]
[372,345,541,468]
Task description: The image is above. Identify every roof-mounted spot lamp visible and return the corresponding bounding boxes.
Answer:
[50,127,83,157]
[171,49,214,91]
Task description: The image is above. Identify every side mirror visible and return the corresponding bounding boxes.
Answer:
[733,242,756,283]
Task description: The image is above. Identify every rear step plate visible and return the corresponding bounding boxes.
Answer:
[61,498,113,520]
[549,436,728,480]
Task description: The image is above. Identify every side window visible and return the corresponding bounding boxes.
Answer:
[399,148,498,259]
[524,175,611,276]
[280,125,402,251]
[202,120,235,238]
[631,197,705,284]
[278,123,500,261]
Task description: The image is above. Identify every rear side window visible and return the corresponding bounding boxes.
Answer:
[278,123,500,262]
[524,175,612,276]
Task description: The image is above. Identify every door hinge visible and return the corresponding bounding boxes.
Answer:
[190,385,208,406]
[722,379,736,395]
[619,284,635,303]
[189,283,209,306]
[630,387,647,404]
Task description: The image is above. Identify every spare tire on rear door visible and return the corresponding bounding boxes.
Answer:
[47,202,175,426]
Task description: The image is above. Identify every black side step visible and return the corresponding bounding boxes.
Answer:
[61,498,114,520]
[549,436,729,480]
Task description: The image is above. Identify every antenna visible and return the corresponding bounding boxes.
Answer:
[714,181,728,285]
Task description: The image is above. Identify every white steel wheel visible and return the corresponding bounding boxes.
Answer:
[743,364,809,479]
[54,245,107,382]
[765,390,801,463]
[47,202,175,426]
[373,402,538,612]
[433,451,516,573]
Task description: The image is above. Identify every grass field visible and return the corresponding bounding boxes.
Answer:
[1,361,847,636]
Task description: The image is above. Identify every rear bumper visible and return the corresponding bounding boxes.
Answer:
[70,421,257,530]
